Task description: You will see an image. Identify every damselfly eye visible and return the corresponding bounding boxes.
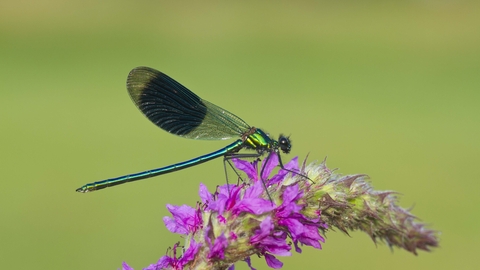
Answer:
[278,135,291,154]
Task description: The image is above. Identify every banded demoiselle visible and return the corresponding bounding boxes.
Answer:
[76,66,293,193]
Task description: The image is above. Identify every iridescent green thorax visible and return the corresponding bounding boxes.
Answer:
[243,128,275,151]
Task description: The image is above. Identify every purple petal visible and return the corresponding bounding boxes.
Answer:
[230,231,238,240]
[200,184,223,212]
[293,241,302,253]
[284,156,299,171]
[275,185,303,219]
[264,254,283,269]
[143,263,161,270]
[254,234,291,256]
[218,184,239,198]
[251,217,291,256]
[144,257,171,270]
[275,185,303,220]
[154,256,173,269]
[215,194,228,214]
[282,184,301,205]
[232,198,275,215]
[231,181,275,215]
[251,216,274,243]
[224,185,244,212]
[297,237,322,249]
[243,180,264,199]
[227,265,235,270]
[269,157,299,185]
[302,225,325,243]
[165,205,196,232]
[244,257,257,270]
[294,225,324,249]
[199,183,213,204]
[273,230,287,238]
[268,172,287,186]
[178,239,202,266]
[163,216,188,235]
[217,184,242,214]
[218,215,227,224]
[164,204,202,234]
[121,262,134,270]
[208,233,228,259]
[278,218,304,240]
[232,158,258,181]
[261,153,279,180]
[204,226,212,247]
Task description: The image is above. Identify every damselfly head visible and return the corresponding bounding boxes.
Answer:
[278,135,291,154]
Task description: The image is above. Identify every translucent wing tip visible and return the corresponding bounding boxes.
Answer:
[127,66,163,105]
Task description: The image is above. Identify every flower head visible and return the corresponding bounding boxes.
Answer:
[123,155,439,269]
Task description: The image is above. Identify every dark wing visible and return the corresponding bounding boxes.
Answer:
[126,66,251,140]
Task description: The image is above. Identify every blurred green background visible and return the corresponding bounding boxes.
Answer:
[1,0,478,269]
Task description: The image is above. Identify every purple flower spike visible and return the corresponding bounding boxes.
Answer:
[123,156,438,269]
